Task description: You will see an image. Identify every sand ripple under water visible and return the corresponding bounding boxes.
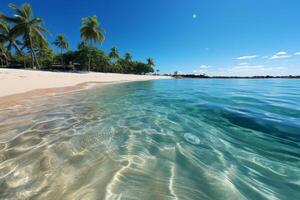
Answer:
[0,79,300,200]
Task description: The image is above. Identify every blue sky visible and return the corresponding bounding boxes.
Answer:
[1,0,300,75]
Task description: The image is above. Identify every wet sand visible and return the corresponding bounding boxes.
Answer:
[0,68,170,108]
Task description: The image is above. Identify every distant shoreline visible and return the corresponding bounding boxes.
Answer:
[170,74,300,79]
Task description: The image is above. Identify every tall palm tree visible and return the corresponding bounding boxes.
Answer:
[0,18,26,68]
[0,3,49,68]
[109,47,119,60]
[124,52,132,61]
[146,58,155,67]
[0,20,22,66]
[80,15,105,71]
[53,34,69,65]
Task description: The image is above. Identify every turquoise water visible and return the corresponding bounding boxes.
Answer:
[0,79,300,200]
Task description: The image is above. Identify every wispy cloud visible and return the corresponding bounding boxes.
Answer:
[214,65,287,76]
[270,51,290,59]
[276,51,287,55]
[198,65,211,69]
[294,52,300,55]
[239,62,248,65]
[231,65,286,72]
[193,64,290,76]
[193,65,212,74]
[237,55,257,60]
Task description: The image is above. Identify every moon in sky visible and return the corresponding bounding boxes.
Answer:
[192,14,197,19]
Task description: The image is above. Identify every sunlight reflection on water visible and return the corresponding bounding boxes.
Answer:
[0,79,300,200]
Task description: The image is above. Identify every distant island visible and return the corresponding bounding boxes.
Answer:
[169,74,300,79]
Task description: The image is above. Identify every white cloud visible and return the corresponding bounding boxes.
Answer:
[270,55,290,59]
[270,51,290,59]
[237,55,257,60]
[294,52,300,55]
[192,65,212,74]
[276,51,287,55]
[207,64,290,76]
[232,65,265,71]
[198,65,211,69]
[191,61,291,76]
[231,65,286,72]
[193,70,203,73]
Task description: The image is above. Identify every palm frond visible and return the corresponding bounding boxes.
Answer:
[0,12,21,23]
[9,23,26,37]
[0,21,9,33]
[80,15,105,44]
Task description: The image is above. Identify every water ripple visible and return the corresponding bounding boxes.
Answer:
[0,79,300,199]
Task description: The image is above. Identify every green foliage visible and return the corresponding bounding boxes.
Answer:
[146,58,154,67]
[53,34,69,50]
[1,3,49,68]
[38,43,54,67]
[80,16,105,44]
[0,3,156,74]
[80,15,105,71]
[53,34,69,64]
[132,61,154,74]
[109,47,119,60]
[0,20,22,64]
[124,53,132,61]
[14,51,31,68]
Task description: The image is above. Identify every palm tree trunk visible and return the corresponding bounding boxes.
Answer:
[88,55,91,72]
[29,37,40,69]
[5,57,9,67]
[23,56,26,68]
[33,50,40,69]
[30,49,35,68]
[0,58,3,68]
[61,48,64,65]
[29,38,35,68]
[88,41,92,72]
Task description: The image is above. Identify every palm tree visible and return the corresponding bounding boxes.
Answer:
[146,58,155,67]
[53,34,69,65]
[0,21,23,65]
[109,47,119,60]
[0,3,49,68]
[80,15,105,71]
[124,52,132,61]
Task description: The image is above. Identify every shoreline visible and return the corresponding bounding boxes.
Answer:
[0,68,171,108]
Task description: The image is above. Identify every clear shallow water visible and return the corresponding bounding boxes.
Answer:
[0,79,300,200]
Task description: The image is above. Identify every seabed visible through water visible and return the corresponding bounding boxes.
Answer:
[0,79,299,200]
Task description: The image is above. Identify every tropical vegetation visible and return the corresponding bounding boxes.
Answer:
[0,3,156,74]
[53,34,69,65]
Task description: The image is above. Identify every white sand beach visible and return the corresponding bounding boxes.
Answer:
[0,68,171,97]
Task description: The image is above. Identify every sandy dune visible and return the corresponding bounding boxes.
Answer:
[0,68,171,97]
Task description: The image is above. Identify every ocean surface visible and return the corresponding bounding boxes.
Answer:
[0,79,299,200]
